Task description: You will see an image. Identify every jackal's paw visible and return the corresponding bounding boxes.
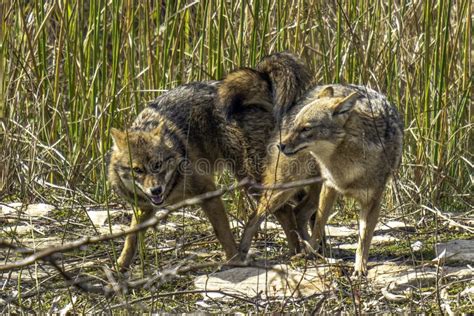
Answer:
[350,269,368,282]
[302,239,321,258]
[227,252,246,265]
[217,253,248,271]
[116,251,136,273]
[116,260,131,273]
[239,247,259,262]
[290,253,307,261]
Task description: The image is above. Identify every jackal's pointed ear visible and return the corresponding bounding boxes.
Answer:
[110,128,127,150]
[317,86,334,99]
[332,92,359,116]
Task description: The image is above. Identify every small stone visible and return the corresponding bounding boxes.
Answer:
[337,235,399,250]
[195,301,212,308]
[3,224,36,235]
[411,240,423,251]
[372,235,400,243]
[194,264,331,299]
[435,240,474,263]
[1,203,55,219]
[259,220,280,230]
[86,209,121,226]
[156,222,177,232]
[229,220,244,229]
[368,263,473,292]
[460,287,474,298]
[1,202,23,215]
[97,224,128,234]
[368,263,436,290]
[375,220,413,232]
[325,225,357,237]
[336,243,358,250]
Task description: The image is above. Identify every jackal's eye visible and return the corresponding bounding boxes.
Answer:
[300,126,312,133]
[132,167,144,174]
[150,161,162,173]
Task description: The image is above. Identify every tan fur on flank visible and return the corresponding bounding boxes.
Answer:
[240,84,403,276]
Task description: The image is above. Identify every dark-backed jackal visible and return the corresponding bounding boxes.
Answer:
[108,53,316,270]
[239,84,404,275]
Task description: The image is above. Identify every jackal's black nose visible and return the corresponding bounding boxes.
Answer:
[150,186,163,196]
[278,143,286,152]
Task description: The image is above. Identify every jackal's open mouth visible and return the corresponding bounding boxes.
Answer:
[282,145,308,156]
[147,169,179,206]
[149,195,164,205]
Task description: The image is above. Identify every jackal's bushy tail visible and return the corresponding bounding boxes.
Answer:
[217,68,274,119]
[217,52,313,122]
[257,52,313,122]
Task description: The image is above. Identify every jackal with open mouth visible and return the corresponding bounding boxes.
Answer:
[107,52,317,270]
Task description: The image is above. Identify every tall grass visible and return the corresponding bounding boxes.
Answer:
[1,0,471,211]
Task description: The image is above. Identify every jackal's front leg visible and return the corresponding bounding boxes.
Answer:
[117,207,154,271]
[309,184,337,253]
[239,189,295,257]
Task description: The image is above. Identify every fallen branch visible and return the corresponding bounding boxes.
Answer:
[0,180,245,271]
[0,176,323,272]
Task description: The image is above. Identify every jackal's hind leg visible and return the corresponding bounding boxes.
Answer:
[200,193,241,263]
[274,204,300,254]
[353,192,382,276]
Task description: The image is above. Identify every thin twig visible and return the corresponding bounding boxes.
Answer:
[421,205,474,233]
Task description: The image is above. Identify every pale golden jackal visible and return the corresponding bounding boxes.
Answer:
[240,84,404,275]
[108,52,316,270]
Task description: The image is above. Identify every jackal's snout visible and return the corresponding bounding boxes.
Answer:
[277,141,307,157]
[277,143,286,152]
[149,185,164,205]
[142,175,166,205]
[150,186,163,196]
[147,185,164,205]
